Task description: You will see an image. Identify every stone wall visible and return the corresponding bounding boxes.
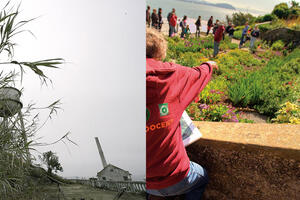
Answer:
[186,122,300,200]
[261,28,300,48]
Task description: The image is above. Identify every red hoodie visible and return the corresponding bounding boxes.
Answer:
[146,58,213,189]
[214,25,225,43]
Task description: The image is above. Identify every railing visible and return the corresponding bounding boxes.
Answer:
[68,179,146,194]
[92,180,146,193]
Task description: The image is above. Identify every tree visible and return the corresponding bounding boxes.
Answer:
[272,3,290,19]
[40,151,63,174]
[231,12,255,26]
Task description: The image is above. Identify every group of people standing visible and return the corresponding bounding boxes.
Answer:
[239,22,260,50]
[167,9,194,39]
[166,8,191,38]
[146,5,260,56]
[146,6,163,31]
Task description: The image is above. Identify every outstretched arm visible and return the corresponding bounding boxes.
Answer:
[174,61,218,109]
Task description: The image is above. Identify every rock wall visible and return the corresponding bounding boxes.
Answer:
[186,122,300,200]
[261,28,300,48]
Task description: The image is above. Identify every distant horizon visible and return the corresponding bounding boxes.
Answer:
[147,0,292,16]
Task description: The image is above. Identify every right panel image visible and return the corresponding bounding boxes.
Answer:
[146,0,300,199]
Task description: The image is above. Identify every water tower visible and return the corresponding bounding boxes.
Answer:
[0,87,29,159]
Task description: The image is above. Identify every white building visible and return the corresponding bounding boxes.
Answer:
[97,164,132,182]
[95,137,132,182]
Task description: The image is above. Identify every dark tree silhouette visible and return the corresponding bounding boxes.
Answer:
[40,151,63,174]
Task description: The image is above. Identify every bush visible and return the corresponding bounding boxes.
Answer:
[258,23,273,33]
[187,103,240,122]
[263,14,277,21]
[256,14,277,23]
[271,40,285,50]
[233,30,242,40]
[289,7,300,19]
[199,77,227,104]
[272,3,290,19]
[272,102,300,124]
[228,73,264,107]
[231,12,256,26]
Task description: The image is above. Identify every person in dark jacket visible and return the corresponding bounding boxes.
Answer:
[206,16,213,35]
[226,22,235,41]
[195,16,201,37]
[158,8,163,31]
[146,6,151,27]
[151,9,159,29]
[146,27,218,200]
[212,19,219,35]
[250,25,260,50]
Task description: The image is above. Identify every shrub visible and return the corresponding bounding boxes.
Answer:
[187,103,240,122]
[199,77,227,104]
[263,14,277,21]
[256,14,277,23]
[231,12,256,26]
[228,73,264,107]
[272,102,300,124]
[289,7,300,19]
[272,3,290,19]
[258,23,273,33]
[233,30,242,39]
[271,40,285,50]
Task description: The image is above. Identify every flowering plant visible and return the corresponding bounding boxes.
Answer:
[272,102,300,124]
[199,77,227,104]
[187,103,244,122]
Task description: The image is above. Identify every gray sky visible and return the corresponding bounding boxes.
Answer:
[5,0,145,180]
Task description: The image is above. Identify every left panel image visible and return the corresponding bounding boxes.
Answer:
[0,0,145,199]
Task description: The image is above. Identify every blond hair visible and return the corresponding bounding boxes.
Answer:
[146,28,167,60]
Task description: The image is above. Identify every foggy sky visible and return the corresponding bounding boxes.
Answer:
[5,0,145,180]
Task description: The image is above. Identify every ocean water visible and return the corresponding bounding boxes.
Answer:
[146,0,237,22]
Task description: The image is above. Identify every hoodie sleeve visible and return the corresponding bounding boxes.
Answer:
[175,63,213,109]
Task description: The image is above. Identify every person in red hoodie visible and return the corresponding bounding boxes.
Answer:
[146,28,218,199]
[213,22,225,57]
